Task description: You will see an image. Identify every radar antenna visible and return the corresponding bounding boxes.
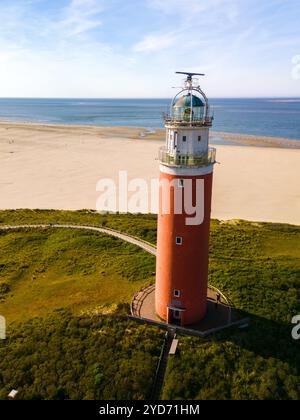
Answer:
[176,71,205,82]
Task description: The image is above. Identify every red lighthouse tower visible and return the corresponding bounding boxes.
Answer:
[155,72,216,326]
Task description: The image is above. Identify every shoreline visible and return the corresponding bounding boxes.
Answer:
[0,120,299,149]
[211,131,300,149]
[1,121,300,225]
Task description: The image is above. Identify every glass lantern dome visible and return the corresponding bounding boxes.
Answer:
[172,93,205,122]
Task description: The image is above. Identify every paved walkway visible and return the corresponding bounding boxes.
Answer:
[0,224,157,256]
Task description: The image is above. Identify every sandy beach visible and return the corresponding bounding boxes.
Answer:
[0,121,299,225]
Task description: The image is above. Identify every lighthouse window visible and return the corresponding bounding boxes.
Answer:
[178,179,184,188]
[182,136,187,142]
[198,135,202,142]
[174,289,181,298]
[176,237,183,245]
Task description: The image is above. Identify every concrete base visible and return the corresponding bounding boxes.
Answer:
[131,285,233,333]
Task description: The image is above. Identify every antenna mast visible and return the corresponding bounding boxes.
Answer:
[175,72,206,123]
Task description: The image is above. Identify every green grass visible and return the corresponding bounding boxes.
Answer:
[1,210,300,400]
[0,227,155,324]
[0,209,157,244]
[209,220,300,322]
[163,220,300,400]
[0,312,164,400]
[162,337,300,400]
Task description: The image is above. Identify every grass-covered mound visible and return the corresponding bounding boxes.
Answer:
[162,337,300,400]
[163,221,300,400]
[209,220,300,321]
[0,227,155,323]
[1,210,300,400]
[0,311,164,400]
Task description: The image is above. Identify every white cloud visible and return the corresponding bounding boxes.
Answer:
[133,0,241,58]
[149,0,209,14]
[60,0,104,36]
[148,0,239,21]
[0,0,299,98]
[133,33,177,53]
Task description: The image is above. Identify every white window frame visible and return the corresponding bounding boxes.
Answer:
[174,289,181,298]
[175,237,183,246]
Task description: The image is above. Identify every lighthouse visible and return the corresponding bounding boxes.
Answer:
[155,72,216,326]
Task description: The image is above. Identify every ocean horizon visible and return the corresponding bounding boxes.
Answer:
[0,97,300,141]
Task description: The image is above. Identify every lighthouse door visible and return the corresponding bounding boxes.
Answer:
[170,309,182,326]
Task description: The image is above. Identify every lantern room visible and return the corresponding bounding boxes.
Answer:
[173,93,205,122]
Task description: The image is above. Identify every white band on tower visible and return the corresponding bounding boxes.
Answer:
[160,163,214,176]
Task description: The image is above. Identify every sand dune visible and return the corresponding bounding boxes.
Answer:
[0,122,299,225]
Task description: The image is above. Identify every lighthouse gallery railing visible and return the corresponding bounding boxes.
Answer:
[163,112,214,127]
[159,147,216,167]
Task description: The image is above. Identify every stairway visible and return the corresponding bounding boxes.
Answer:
[151,328,176,400]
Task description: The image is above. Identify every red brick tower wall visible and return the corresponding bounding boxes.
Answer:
[155,169,213,326]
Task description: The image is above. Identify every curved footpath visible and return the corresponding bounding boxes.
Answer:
[1,225,244,332]
[0,224,157,256]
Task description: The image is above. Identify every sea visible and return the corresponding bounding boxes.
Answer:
[0,98,300,140]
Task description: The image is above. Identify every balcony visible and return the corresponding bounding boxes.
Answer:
[159,147,216,167]
[163,113,214,128]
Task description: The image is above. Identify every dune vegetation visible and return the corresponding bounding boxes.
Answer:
[0,227,155,324]
[0,209,157,244]
[0,210,299,400]
[163,220,300,400]
[0,312,164,400]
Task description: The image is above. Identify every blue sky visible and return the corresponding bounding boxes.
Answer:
[0,0,299,97]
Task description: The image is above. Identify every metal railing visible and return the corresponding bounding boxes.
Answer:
[159,147,216,167]
[163,113,214,127]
